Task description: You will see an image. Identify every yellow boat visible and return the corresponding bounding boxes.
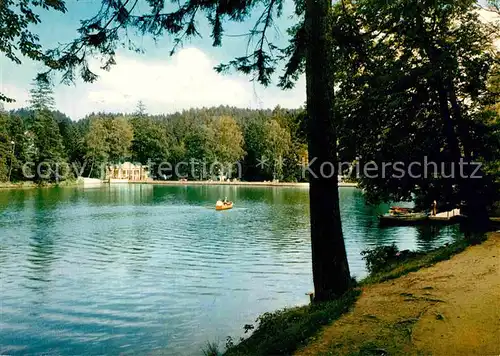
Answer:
[216,200,233,211]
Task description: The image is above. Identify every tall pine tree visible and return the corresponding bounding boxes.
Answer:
[29,78,67,182]
[0,113,12,181]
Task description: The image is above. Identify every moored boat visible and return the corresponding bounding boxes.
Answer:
[378,212,428,226]
[389,206,413,214]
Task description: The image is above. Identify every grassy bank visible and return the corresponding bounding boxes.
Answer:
[0,180,80,189]
[297,232,499,356]
[360,233,486,285]
[217,289,361,356]
[0,181,39,189]
[211,234,488,356]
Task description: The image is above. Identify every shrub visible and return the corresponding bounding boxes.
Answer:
[361,243,424,274]
[361,243,399,274]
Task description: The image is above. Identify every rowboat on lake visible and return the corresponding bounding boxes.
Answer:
[216,200,233,211]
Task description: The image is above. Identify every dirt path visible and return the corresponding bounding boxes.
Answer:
[297,233,500,356]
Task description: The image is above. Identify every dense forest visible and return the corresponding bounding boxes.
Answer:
[0,81,308,183]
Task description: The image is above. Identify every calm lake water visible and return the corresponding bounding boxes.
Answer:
[0,185,462,355]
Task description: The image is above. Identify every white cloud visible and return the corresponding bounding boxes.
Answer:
[0,84,30,108]
[3,47,305,119]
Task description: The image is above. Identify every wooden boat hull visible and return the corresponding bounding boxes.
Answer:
[428,215,466,224]
[216,203,233,211]
[378,213,428,226]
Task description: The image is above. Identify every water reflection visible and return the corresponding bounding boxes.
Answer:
[0,185,462,355]
[82,184,154,205]
[24,190,60,301]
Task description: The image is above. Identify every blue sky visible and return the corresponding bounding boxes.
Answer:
[0,0,305,120]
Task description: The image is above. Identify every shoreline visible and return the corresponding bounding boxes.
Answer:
[0,180,358,190]
[0,181,79,190]
[223,232,498,356]
[297,232,500,356]
[130,180,359,188]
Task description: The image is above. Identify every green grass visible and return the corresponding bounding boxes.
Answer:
[0,181,37,189]
[223,289,361,356]
[0,179,80,189]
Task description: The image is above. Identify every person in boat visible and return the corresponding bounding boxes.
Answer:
[223,197,229,205]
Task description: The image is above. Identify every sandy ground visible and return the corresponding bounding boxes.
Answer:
[297,232,500,356]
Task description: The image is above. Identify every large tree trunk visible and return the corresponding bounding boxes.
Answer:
[305,0,351,302]
[448,83,470,157]
[415,8,461,160]
[436,79,461,161]
[416,7,490,229]
[416,9,464,210]
[448,82,491,228]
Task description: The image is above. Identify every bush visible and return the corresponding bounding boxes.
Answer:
[361,244,422,274]
[361,243,399,274]
[489,201,500,217]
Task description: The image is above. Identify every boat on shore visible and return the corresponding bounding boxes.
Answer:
[216,201,233,211]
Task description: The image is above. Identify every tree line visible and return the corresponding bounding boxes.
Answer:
[0,81,308,183]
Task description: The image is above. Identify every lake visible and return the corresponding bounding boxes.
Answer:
[0,185,462,355]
